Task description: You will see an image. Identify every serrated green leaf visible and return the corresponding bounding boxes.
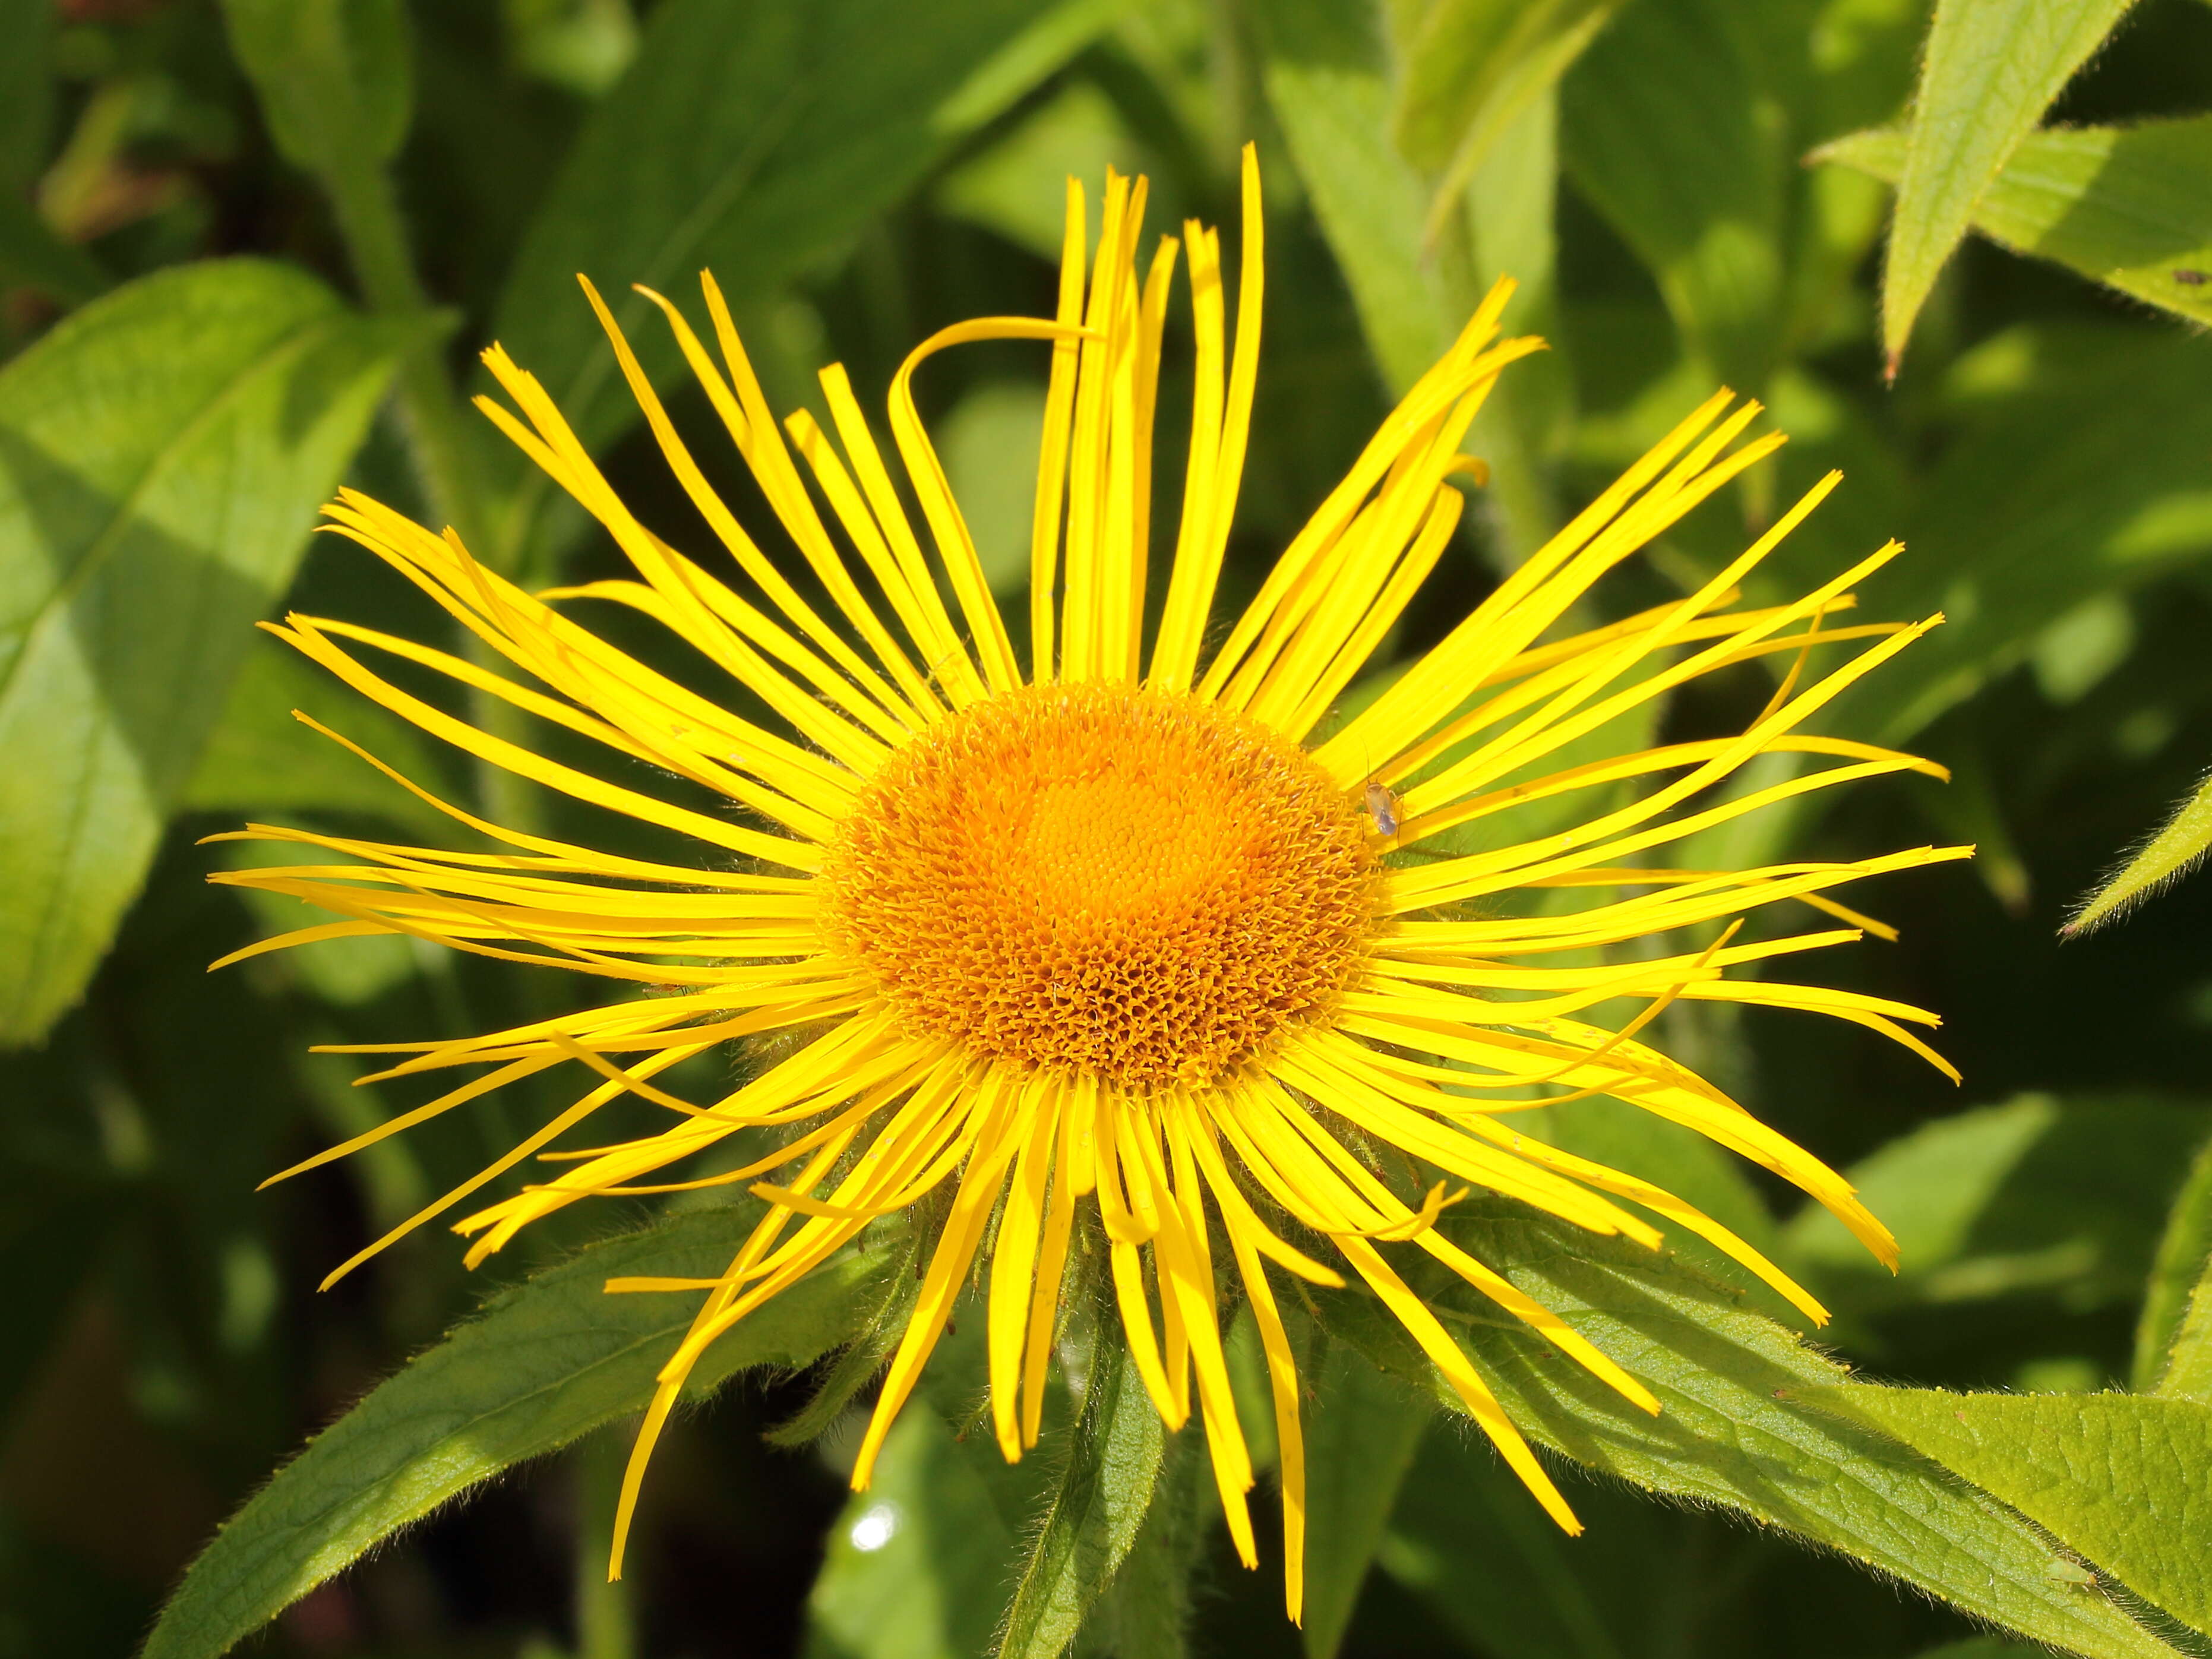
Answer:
[1781,1095,2212,1319]
[2152,1137,2212,1400]
[2062,770,2212,938]
[486,0,1113,570]
[1300,1339,1430,1659]
[220,0,415,178]
[146,1204,894,1659]
[0,261,405,1045]
[1809,1386,2212,1637]
[1878,0,2137,371]
[1394,0,1621,246]
[1323,1203,2185,1659]
[1824,118,2212,333]
[996,1333,1167,1659]
[1560,0,1787,393]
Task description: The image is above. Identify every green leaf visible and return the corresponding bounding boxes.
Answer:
[1878,0,2137,371]
[1846,325,2212,745]
[1324,1202,2186,1659]
[219,0,415,178]
[2061,769,2212,937]
[2150,1136,2212,1399]
[1300,1339,1430,1659]
[1809,1386,2212,1638]
[1560,0,1788,392]
[996,1332,1168,1659]
[1253,0,1461,399]
[146,1204,895,1659]
[0,260,406,1045]
[0,192,110,309]
[808,1408,1034,1659]
[1781,1095,2212,1319]
[1380,1420,1673,1659]
[1824,118,2212,333]
[1393,0,1622,246]
[486,0,1114,568]
[936,80,1155,264]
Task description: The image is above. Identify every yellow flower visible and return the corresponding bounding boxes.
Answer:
[214,148,1965,1621]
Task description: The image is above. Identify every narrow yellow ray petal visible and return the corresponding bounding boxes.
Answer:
[1032,176,1089,681]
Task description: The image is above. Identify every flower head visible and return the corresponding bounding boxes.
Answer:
[214,149,1965,1619]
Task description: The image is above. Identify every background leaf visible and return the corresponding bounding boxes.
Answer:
[0,261,403,1044]
[1878,0,2136,370]
[145,1205,895,1659]
[219,0,414,180]
[1325,1203,2185,1659]
[1297,1339,1430,1659]
[1824,118,2212,333]
[1560,0,1788,393]
[0,194,110,309]
[483,0,1114,570]
[2135,1132,2212,1390]
[1393,0,1621,241]
[1844,327,2212,745]
[1809,1386,2212,1638]
[1781,1095,2212,1323]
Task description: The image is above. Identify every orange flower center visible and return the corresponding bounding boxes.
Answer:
[818,682,1380,1088]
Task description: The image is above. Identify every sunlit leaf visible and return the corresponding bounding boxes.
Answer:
[1810,1386,2212,1637]
[1781,1095,2212,1318]
[1824,118,2212,334]
[144,1205,897,1659]
[0,261,406,1045]
[1325,1202,2186,1659]
[486,0,1115,571]
[1876,0,2136,372]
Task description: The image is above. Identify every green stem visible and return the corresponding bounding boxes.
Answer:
[574,1430,641,1659]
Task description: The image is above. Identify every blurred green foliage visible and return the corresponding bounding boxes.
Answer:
[6,1,2212,1657]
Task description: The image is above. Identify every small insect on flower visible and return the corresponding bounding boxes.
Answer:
[212,147,1966,1625]
[1363,778,1401,840]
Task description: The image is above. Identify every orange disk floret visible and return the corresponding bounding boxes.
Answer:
[817,682,1383,1088]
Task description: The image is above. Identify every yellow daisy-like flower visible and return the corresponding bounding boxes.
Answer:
[214,149,1965,1620]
